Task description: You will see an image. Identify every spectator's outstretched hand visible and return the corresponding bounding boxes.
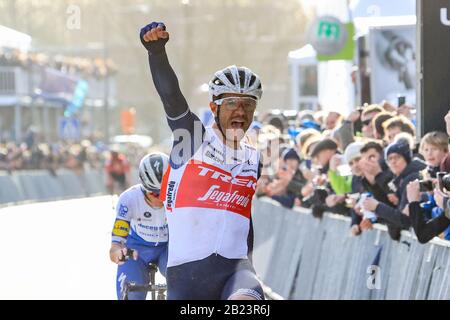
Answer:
[362,197,379,212]
[360,219,373,231]
[325,194,345,207]
[402,205,410,216]
[406,180,420,203]
[434,188,446,209]
[387,193,399,206]
[359,157,382,179]
[346,110,361,123]
[350,224,361,236]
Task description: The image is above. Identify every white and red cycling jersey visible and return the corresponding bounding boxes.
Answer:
[161,126,260,267]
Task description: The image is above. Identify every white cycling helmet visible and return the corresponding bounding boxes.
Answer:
[138,152,169,193]
[208,65,263,102]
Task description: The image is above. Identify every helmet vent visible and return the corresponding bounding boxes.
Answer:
[238,69,246,89]
[249,74,256,87]
[224,70,234,84]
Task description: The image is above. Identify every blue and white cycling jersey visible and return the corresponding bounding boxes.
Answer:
[112,184,168,247]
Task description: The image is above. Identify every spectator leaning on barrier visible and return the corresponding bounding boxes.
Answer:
[440,112,450,174]
[331,141,371,236]
[324,154,351,214]
[404,129,450,243]
[419,131,449,179]
[282,148,309,206]
[407,180,450,244]
[359,141,393,202]
[357,140,404,240]
[261,148,301,209]
[292,129,321,205]
[310,138,339,173]
[361,138,426,237]
[308,138,345,217]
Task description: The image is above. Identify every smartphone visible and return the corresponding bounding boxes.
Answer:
[419,180,434,192]
[397,95,406,107]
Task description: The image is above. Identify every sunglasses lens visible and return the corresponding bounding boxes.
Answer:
[219,97,257,111]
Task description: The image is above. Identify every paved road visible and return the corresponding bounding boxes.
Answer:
[0,196,165,299]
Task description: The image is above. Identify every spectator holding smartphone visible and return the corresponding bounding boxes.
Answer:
[361,138,426,238]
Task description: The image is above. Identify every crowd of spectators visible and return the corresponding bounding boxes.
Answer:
[0,136,146,177]
[3,99,450,244]
[254,102,450,244]
[0,47,117,78]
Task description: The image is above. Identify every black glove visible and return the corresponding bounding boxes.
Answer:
[139,22,169,55]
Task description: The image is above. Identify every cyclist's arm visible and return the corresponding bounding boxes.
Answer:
[142,23,205,166]
[109,242,126,264]
[110,193,136,264]
[148,50,191,123]
[111,194,132,244]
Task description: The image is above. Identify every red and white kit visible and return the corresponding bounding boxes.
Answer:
[161,126,260,267]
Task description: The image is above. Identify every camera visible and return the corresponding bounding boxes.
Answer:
[437,172,450,192]
[418,179,434,192]
[345,192,360,208]
[352,105,365,135]
[311,187,329,219]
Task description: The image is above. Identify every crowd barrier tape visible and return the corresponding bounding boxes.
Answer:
[0,169,140,206]
[252,197,450,300]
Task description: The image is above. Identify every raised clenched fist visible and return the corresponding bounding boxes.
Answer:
[140,22,170,54]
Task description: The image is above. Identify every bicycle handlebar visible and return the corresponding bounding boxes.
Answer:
[118,248,136,262]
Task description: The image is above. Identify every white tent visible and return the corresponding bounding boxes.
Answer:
[0,25,31,51]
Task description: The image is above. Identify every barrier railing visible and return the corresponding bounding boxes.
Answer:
[2,172,449,299]
[0,169,139,207]
[252,197,450,300]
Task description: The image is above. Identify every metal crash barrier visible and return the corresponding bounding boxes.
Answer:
[252,197,450,300]
[0,169,140,206]
[2,171,449,299]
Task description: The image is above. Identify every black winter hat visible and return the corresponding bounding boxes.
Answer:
[385,140,412,163]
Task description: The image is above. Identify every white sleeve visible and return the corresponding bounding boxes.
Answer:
[111,192,133,244]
